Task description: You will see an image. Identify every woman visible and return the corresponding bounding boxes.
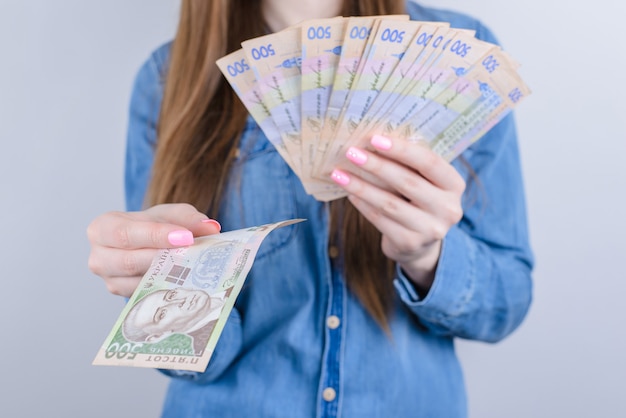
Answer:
[87,0,533,416]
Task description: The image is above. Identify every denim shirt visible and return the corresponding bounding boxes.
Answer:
[125,2,533,417]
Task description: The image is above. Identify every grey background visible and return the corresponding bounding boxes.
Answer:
[0,0,624,417]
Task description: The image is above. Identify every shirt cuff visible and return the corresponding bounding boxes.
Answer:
[394,225,477,324]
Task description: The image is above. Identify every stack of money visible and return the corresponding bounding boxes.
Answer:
[217,15,530,201]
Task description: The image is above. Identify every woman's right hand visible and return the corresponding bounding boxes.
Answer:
[87,203,221,298]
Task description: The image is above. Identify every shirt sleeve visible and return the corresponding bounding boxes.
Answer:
[394,4,534,342]
[394,112,534,343]
[123,44,245,380]
[124,45,168,211]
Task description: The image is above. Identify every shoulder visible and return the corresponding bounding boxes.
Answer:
[405,1,500,45]
[127,41,173,132]
[132,41,173,91]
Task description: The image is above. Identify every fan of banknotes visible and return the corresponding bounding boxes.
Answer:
[217,15,530,201]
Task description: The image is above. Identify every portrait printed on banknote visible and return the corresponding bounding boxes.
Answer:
[94,219,304,371]
[122,287,230,356]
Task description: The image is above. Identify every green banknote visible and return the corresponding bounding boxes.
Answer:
[93,219,304,372]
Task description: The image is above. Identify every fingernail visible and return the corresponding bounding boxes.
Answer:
[202,219,222,232]
[330,169,351,186]
[168,230,194,246]
[346,147,368,165]
[371,135,392,150]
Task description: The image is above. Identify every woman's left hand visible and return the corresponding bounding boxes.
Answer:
[330,134,466,293]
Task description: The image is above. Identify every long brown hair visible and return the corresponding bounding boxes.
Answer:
[148,0,407,328]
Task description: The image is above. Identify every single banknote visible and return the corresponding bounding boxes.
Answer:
[93,219,304,372]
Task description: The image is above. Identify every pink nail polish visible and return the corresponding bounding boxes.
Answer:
[346,147,368,165]
[168,230,194,246]
[371,135,392,150]
[330,169,351,186]
[202,219,222,232]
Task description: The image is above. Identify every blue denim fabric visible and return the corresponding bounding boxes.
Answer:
[124,2,533,417]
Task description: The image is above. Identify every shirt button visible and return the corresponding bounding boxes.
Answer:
[328,246,339,258]
[326,315,340,329]
[322,387,336,402]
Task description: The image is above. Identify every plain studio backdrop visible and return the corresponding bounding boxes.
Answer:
[1,1,624,417]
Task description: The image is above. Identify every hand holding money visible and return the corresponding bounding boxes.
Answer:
[93,217,304,372]
[217,15,530,201]
[87,203,222,298]
[333,134,465,290]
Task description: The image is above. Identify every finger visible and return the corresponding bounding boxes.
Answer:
[101,276,143,298]
[87,205,221,250]
[348,193,446,253]
[87,213,194,249]
[141,203,205,225]
[370,135,466,193]
[88,246,159,280]
[142,203,222,237]
[345,146,447,214]
[331,168,439,236]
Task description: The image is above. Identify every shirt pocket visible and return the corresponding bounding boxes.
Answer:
[219,123,299,260]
